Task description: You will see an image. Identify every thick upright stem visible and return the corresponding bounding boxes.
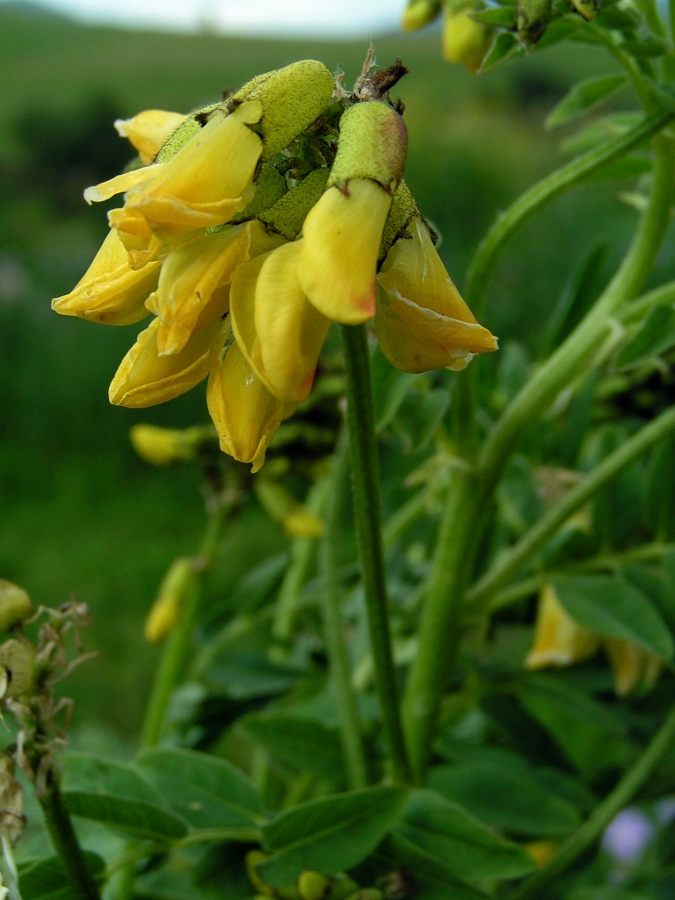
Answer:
[508,704,675,900]
[40,777,101,900]
[340,323,411,784]
[320,429,368,789]
[140,501,227,749]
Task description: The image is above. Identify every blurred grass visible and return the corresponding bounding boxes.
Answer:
[0,4,663,735]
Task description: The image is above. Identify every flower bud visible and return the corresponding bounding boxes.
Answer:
[0,581,32,633]
[231,60,335,159]
[376,217,497,373]
[328,102,407,195]
[401,0,441,31]
[565,0,599,19]
[345,891,382,900]
[0,754,24,845]
[298,870,330,900]
[525,585,600,669]
[207,340,289,472]
[52,226,159,326]
[379,180,420,263]
[258,168,330,241]
[442,9,492,73]
[109,316,226,408]
[144,557,196,643]
[115,110,187,165]
[525,841,558,867]
[130,424,218,466]
[155,103,221,163]
[230,242,330,403]
[255,479,324,538]
[246,850,274,897]
[229,164,288,224]
[0,639,35,699]
[517,0,553,44]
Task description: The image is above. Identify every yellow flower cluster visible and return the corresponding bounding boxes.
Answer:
[401,0,494,71]
[53,60,496,471]
[526,584,662,696]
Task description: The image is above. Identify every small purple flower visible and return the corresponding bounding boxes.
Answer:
[602,808,654,866]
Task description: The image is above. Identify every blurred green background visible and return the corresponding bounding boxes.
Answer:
[0,3,659,739]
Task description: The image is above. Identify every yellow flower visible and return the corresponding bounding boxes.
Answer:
[207,339,291,473]
[114,109,187,166]
[52,225,159,325]
[376,217,498,372]
[109,315,226,408]
[401,0,442,31]
[144,557,196,643]
[442,9,493,73]
[603,636,662,697]
[254,478,325,538]
[129,423,217,466]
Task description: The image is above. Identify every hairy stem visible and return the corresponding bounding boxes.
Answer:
[340,323,411,784]
[320,428,368,789]
[39,776,101,900]
[508,704,675,900]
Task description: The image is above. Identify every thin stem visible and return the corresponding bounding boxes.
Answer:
[340,323,411,784]
[401,467,482,782]
[140,500,228,749]
[588,25,657,111]
[39,776,101,900]
[621,277,675,322]
[272,479,329,642]
[462,109,673,317]
[468,404,675,606]
[320,428,368,789]
[477,134,675,501]
[383,489,428,549]
[508,703,675,900]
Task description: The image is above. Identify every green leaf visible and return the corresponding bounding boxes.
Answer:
[391,387,451,454]
[472,5,517,26]
[536,14,584,48]
[19,853,104,900]
[615,304,675,370]
[259,786,408,887]
[396,789,535,881]
[545,75,627,129]
[642,436,675,539]
[553,574,674,659]
[371,344,421,432]
[428,762,581,838]
[204,651,304,699]
[62,754,187,840]
[480,31,524,73]
[595,6,641,28]
[240,715,346,784]
[136,747,264,833]
[621,37,668,57]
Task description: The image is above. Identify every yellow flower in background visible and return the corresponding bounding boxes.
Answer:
[53,58,496,471]
[526,584,663,696]
[442,8,493,73]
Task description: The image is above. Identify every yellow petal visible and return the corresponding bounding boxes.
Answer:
[115,110,187,166]
[125,101,263,235]
[525,585,600,670]
[298,179,391,324]
[144,557,196,643]
[443,10,491,72]
[109,316,225,407]
[52,227,158,325]
[603,638,663,696]
[84,164,162,204]
[153,224,251,356]
[206,340,286,472]
[254,242,331,402]
[376,217,497,373]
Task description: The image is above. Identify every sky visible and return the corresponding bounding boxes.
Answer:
[7,0,402,36]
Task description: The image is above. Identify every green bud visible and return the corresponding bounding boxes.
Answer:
[298,871,330,900]
[345,891,383,900]
[328,877,360,900]
[231,164,287,223]
[0,639,35,699]
[231,60,335,159]
[379,179,420,261]
[402,0,442,30]
[328,101,407,194]
[566,0,599,18]
[258,167,329,240]
[0,581,32,632]
[517,0,552,43]
[155,102,220,163]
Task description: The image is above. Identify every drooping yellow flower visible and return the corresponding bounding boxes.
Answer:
[52,225,159,325]
[109,315,226,408]
[207,339,291,473]
[376,217,498,372]
[114,109,188,166]
[525,584,600,669]
[603,636,662,697]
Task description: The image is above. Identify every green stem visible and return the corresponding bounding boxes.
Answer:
[140,499,228,749]
[320,429,368,789]
[508,703,675,900]
[340,323,411,784]
[383,489,428,549]
[588,25,657,111]
[401,466,482,782]
[462,109,673,317]
[468,404,675,606]
[477,134,675,500]
[272,479,329,642]
[39,776,101,900]
[621,277,675,322]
